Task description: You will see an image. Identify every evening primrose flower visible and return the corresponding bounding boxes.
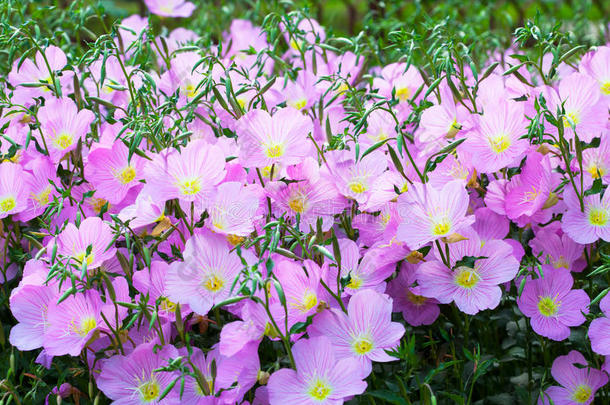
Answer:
[267,336,367,405]
[96,342,180,404]
[517,267,589,341]
[0,162,32,219]
[540,351,608,405]
[562,188,610,244]
[386,262,440,326]
[85,140,146,204]
[416,233,519,315]
[43,290,103,356]
[54,217,117,273]
[308,289,405,378]
[547,72,606,142]
[589,294,610,356]
[165,231,243,316]
[9,284,56,351]
[143,139,226,210]
[144,0,195,17]
[460,99,529,173]
[396,180,474,250]
[236,107,314,168]
[37,97,95,163]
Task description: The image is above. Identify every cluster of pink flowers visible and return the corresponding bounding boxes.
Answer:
[2,1,610,403]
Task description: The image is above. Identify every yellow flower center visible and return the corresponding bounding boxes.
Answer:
[563,111,581,127]
[348,181,367,194]
[159,297,177,313]
[297,291,318,312]
[308,379,331,401]
[203,274,224,292]
[90,197,109,214]
[352,336,374,355]
[139,379,160,403]
[406,290,427,305]
[179,178,202,196]
[53,132,74,150]
[552,256,570,269]
[74,251,95,267]
[431,219,451,236]
[183,83,196,98]
[538,296,560,317]
[34,187,52,206]
[395,86,411,102]
[290,98,307,110]
[288,193,307,214]
[264,322,280,339]
[524,186,541,202]
[571,384,592,403]
[587,164,605,179]
[447,119,461,138]
[454,267,479,289]
[588,207,609,226]
[0,196,16,213]
[226,234,245,246]
[601,81,610,95]
[75,316,97,337]
[489,133,511,153]
[265,143,284,158]
[117,166,136,185]
[347,274,362,290]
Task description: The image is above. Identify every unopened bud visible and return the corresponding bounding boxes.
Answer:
[406,251,425,264]
[442,233,468,244]
[536,144,551,155]
[257,370,270,385]
[542,192,559,209]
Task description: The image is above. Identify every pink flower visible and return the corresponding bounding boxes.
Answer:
[9,284,56,351]
[17,157,60,222]
[418,83,468,143]
[503,152,553,221]
[580,46,610,108]
[0,162,32,219]
[588,294,610,356]
[236,108,313,168]
[273,259,328,324]
[372,63,423,121]
[266,160,347,231]
[206,181,262,237]
[396,181,474,249]
[546,72,606,142]
[144,0,195,17]
[8,45,73,104]
[327,149,387,205]
[96,342,180,404]
[460,99,529,173]
[54,217,117,273]
[37,97,95,163]
[386,262,440,326]
[143,139,226,210]
[562,188,610,244]
[267,336,367,405]
[308,289,405,377]
[43,290,102,356]
[529,226,585,272]
[539,351,608,405]
[85,140,146,204]
[578,135,610,184]
[416,233,519,315]
[517,267,589,341]
[118,192,165,229]
[165,231,243,316]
